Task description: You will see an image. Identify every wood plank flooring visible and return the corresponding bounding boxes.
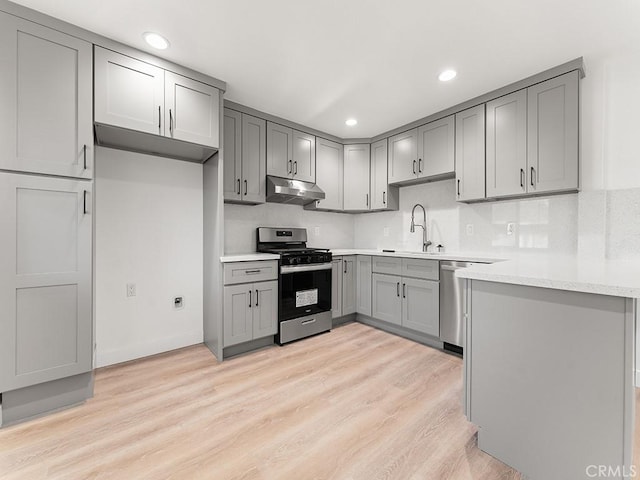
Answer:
[0,322,567,479]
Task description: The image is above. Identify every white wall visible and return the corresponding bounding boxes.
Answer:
[95,147,204,367]
[224,202,354,253]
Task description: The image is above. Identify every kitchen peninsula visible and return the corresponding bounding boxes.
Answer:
[458,256,639,480]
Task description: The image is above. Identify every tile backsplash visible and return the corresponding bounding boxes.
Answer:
[224,180,640,260]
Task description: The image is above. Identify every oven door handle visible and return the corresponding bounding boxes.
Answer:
[280,263,332,274]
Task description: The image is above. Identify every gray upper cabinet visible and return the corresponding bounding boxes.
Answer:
[486,89,528,198]
[0,13,93,179]
[388,129,418,184]
[223,109,266,204]
[455,105,486,202]
[314,138,343,210]
[164,71,220,148]
[417,115,455,178]
[343,144,371,211]
[527,71,579,194]
[0,173,92,392]
[223,109,242,202]
[292,130,316,183]
[94,46,219,162]
[370,139,399,211]
[267,122,316,182]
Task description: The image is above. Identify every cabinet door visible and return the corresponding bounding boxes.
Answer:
[370,139,389,210]
[343,144,371,211]
[94,46,165,136]
[223,109,242,201]
[0,13,93,179]
[315,138,343,210]
[417,115,455,178]
[223,284,253,347]
[164,71,220,148]
[331,258,343,318]
[455,105,486,202]
[253,280,278,339]
[402,277,439,336]
[242,114,267,203]
[371,273,402,325]
[486,90,527,198]
[292,130,316,183]
[0,173,92,392]
[342,256,357,315]
[527,71,579,194]
[356,256,372,316]
[266,122,293,178]
[388,129,417,184]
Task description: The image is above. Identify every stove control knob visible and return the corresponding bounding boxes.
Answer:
[306,256,313,264]
[289,257,297,265]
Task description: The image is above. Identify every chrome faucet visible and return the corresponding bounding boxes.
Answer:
[410,203,432,252]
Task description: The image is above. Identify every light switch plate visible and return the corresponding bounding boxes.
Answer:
[466,224,474,236]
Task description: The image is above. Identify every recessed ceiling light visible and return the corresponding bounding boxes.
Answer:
[438,69,457,82]
[345,118,358,126]
[143,32,170,50]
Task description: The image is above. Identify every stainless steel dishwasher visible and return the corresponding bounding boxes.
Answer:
[439,260,483,355]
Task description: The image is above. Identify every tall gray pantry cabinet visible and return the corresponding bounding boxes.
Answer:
[0,11,94,425]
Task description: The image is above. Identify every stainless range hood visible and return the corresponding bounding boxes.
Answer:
[266,176,325,205]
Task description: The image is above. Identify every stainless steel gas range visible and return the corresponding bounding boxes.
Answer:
[257,227,332,344]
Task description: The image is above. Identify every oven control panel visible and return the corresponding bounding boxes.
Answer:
[281,252,332,266]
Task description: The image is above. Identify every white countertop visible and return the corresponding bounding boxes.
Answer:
[330,249,503,263]
[456,255,640,298]
[220,253,280,263]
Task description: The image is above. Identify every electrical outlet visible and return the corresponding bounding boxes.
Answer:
[314,226,320,236]
[126,283,136,297]
[466,224,474,236]
[174,296,184,309]
[507,222,515,235]
[383,227,389,237]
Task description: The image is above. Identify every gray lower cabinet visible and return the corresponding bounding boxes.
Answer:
[355,256,372,316]
[371,257,439,336]
[223,280,277,347]
[0,12,93,179]
[343,144,371,211]
[223,109,266,204]
[341,256,357,315]
[455,105,486,202]
[331,257,343,318]
[0,173,93,392]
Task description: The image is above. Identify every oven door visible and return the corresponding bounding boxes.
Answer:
[279,264,332,321]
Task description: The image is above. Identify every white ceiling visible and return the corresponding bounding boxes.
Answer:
[10,0,640,138]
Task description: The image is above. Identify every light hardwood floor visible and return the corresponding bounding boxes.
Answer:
[2,321,623,479]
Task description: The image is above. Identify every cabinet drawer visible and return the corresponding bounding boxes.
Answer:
[401,258,439,280]
[224,261,278,285]
[372,256,402,275]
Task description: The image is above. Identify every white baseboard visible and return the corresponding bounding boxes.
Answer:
[95,331,203,368]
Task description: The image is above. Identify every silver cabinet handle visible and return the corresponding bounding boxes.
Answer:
[169,109,173,134]
[245,269,261,274]
[402,283,406,298]
[83,144,87,169]
[83,190,87,214]
[244,179,248,195]
[418,158,423,173]
[520,169,525,188]
[396,282,400,297]
[413,160,416,174]
[237,179,241,194]
[255,289,259,307]
[383,191,386,204]
[530,166,535,187]
[248,290,252,308]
